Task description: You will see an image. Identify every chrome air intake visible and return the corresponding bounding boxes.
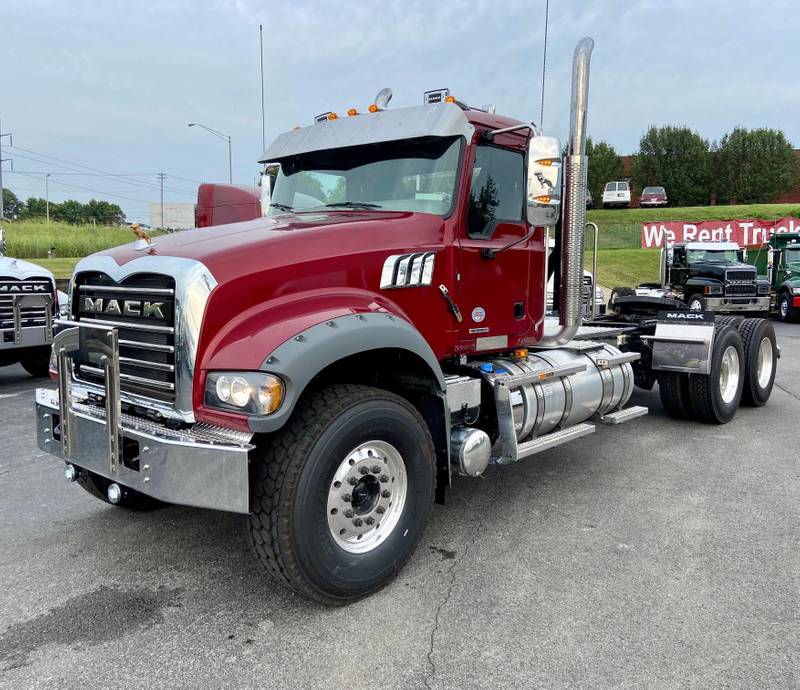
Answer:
[540,37,594,346]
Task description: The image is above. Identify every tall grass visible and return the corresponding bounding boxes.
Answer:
[1,220,160,259]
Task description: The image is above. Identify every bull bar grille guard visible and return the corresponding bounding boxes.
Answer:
[1,293,53,345]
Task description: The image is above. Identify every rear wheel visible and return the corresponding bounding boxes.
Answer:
[609,286,635,311]
[248,384,436,605]
[658,373,693,419]
[688,325,744,424]
[737,318,777,407]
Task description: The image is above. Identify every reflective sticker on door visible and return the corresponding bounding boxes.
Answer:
[471,307,486,323]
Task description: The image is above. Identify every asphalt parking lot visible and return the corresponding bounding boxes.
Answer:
[1,324,798,690]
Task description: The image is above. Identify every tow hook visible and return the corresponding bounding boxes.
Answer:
[64,463,78,482]
[438,284,463,323]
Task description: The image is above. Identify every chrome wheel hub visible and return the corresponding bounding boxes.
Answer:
[719,345,740,404]
[756,336,773,389]
[327,440,407,554]
[689,299,703,311]
[780,298,788,318]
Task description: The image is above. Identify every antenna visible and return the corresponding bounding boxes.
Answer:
[259,24,266,153]
[539,0,550,129]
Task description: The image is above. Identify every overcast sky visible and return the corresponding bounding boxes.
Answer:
[2,0,799,222]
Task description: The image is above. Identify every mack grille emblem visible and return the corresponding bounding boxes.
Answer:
[83,296,165,319]
[0,284,47,293]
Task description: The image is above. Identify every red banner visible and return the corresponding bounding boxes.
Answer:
[640,217,800,248]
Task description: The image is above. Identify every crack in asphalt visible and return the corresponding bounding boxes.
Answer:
[775,382,800,402]
[423,468,505,690]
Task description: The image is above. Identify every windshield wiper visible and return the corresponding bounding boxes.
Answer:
[323,201,383,210]
[269,202,294,212]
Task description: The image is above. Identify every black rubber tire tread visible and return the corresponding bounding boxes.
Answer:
[609,286,635,311]
[248,384,436,605]
[658,373,693,419]
[688,325,744,424]
[737,318,777,407]
[778,291,799,323]
[714,316,741,329]
[20,354,51,378]
[687,293,705,311]
[75,471,164,511]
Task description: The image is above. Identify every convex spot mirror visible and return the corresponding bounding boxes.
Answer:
[526,135,562,227]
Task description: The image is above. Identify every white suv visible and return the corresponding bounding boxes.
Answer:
[602,181,631,208]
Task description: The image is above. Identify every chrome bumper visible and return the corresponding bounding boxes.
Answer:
[35,320,253,513]
[0,293,53,350]
[705,296,770,313]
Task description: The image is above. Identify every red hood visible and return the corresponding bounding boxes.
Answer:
[100,211,445,285]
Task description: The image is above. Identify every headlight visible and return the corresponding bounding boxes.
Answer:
[792,287,800,295]
[704,285,723,295]
[205,372,284,416]
[758,283,770,295]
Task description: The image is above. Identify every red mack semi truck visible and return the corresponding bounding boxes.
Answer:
[35,38,779,604]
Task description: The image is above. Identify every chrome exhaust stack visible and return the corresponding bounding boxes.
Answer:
[540,37,594,346]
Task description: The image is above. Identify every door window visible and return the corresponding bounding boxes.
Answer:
[467,145,524,238]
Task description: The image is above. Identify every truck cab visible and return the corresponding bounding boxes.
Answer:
[746,232,800,321]
[646,241,770,314]
[0,227,60,377]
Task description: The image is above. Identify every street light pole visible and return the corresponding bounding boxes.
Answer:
[188,123,233,184]
[0,119,13,221]
[45,173,50,223]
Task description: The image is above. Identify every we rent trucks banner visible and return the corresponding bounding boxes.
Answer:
[641,218,800,248]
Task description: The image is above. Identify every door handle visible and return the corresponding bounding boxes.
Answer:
[438,285,463,323]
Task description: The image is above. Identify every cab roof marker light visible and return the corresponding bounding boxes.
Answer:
[347,108,359,116]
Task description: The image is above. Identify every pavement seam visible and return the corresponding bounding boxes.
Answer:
[774,382,800,403]
[423,468,505,689]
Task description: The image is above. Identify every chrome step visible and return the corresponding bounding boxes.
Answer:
[595,405,648,425]
[515,423,596,460]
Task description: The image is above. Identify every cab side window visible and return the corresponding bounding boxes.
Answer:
[467,145,525,238]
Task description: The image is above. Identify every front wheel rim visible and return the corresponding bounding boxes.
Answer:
[756,336,774,389]
[719,345,741,404]
[780,297,788,318]
[326,440,408,554]
[689,299,703,311]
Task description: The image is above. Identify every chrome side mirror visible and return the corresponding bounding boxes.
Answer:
[526,135,562,227]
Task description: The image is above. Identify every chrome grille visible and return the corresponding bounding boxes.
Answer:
[726,283,756,296]
[726,269,756,282]
[72,272,176,403]
[0,277,54,330]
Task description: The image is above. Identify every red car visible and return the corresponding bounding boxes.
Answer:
[639,186,668,207]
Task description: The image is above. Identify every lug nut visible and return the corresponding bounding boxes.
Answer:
[376,506,386,514]
[344,509,354,518]
[348,477,358,485]
[342,494,352,502]
[371,465,381,473]
[359,466,369,475]
[365,517,375,525]
[380,474,389,483]
[352,518,363,527]
[381,490,391,498]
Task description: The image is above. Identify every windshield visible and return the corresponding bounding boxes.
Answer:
[268,136,462,217]
[785,247,800,263]
[643,186,664,194]
[687,249,739,263]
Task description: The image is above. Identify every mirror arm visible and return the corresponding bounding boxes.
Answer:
[481,122,536,143]
[481,227,536,260]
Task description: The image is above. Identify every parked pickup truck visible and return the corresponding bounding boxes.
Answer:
[610,241,771,315]
[746,232,800,322]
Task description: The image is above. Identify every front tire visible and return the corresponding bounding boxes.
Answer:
[688,325,744,424]
[687,294,706,312]
[248,384,436,605]
[20,350,51,377]
[778,291,799,322]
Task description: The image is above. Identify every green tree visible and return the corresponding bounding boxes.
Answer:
[2,188,24,219]
[633,125,712,206]
[585,137,624,204]
[86,199,125,225]
[714,127,800,204]
[53,199,87,224]
[23,197,48,219]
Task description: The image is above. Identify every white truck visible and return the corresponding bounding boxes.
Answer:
[0,226,63,377]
